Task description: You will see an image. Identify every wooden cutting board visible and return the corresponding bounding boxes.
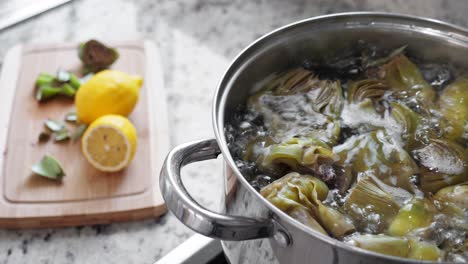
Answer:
[0,40,169,228]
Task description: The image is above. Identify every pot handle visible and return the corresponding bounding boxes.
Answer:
[160,139,284,241]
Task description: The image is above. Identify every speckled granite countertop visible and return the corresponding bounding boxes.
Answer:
[0,0,467,263]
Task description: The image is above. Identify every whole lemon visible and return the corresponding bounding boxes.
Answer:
[75,70,143,124]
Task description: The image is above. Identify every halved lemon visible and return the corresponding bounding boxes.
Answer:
[82,115,137,172]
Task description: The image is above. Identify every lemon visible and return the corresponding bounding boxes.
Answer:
[82,115,137,172]
[75,70,143,124]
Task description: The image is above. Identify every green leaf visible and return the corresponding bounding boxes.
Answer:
[65,112,77,122]
[71,124,87,141]
[35,73,55,87]
[54,129,70,142]
[56,69,71,83]
[59,83,76,97]
[36,85,61,101]
[31,155,65,180]
[69,74,81,90]
[44,119,65,132]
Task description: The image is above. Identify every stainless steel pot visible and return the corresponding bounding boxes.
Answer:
[160,12,468,264]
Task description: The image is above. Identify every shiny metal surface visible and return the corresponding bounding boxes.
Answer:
[159,139,288,241]
[161,12,468,264]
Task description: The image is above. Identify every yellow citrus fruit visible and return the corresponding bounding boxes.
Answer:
[75,70,143,124]
[82,115,137,172]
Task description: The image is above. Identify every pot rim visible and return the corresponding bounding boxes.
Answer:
[212,12,468,263]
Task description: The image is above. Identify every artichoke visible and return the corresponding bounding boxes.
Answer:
[78,39,119,74]
[344,176,400,233]
[381,54,436,110]
[439,78,468,145]
[334,130,419,192]
[259,137,352,192]
[387,198,435,236]
[261,172,355,237]
[267,68,344,118]
[347,234,409,257]
[347,235,441,261]
[347,79,391,114]
[408,239,442,261]
[413,139,468,193]
[390,102,422,150]
[247,68,342,144]
[434,183,468,210]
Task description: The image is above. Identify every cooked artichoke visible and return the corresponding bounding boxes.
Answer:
[347,235,441,261]
[261,172,355,237]
[344,176,400,233]
[247,68,342,144]
[413,139,468,193]
[387,198,435,236]
[439,78,468,144]
[408,239,442,261]
[348,234,409,257]
[347,79,390,114]
[334,130,419,192]
[267,68,344,118]
[382,54,436,109]
[390,102,422,150]
[434,183,468,210]
[259,137,352,191]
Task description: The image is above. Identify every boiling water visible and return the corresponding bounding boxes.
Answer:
[226,47,467,262]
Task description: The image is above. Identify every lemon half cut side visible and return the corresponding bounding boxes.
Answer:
[82,115,137,172]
